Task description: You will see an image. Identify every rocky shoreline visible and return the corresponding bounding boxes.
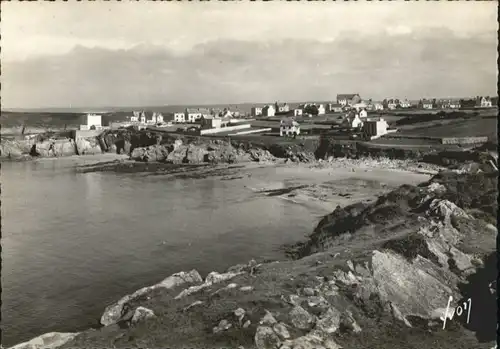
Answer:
[5,129,498,349]
[9,168,498,349]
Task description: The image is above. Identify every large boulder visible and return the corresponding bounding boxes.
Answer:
[130,145,170,162]
[100,270,202,326]
[185,144,208,163]
[8,332,79,349]
[53,139,77,157]
[131,306,156,324]
[289,305,315,330]
[254,326,281,349]
[0,140,25,159]
[166,144,189,164]
[75,137,102,155]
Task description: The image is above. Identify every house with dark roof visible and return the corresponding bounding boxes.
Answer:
[185,108,210,123]
[479,96,493,108]
[418,99,435,109]
[337,94,361,107]
[327,103,344,113]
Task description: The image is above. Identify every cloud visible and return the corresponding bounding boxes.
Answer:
[1,30,496,109]
[1,1,496,61]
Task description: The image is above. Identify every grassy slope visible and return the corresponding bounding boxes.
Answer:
[59,171,497,349]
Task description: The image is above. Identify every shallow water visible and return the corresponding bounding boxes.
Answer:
[1,160,321,346]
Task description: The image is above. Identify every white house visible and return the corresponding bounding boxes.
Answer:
[317,104,326,115]
[400,99,411,108]
[337,94,361,107]
[130,111,140,122]
[363,118,389,139]
[280,118,300,137]
[251,107,263,117]
[149,112,164,124]
[293,109,303,117]
[262,105,276,117]
[449,100,461,109]
[422,100,434,109]
[174,113,186,123]
[200,115,231,129]
[359,109,368,118]
[80,113,102,130]
[367,102,384,111]
[387,99,399,110]
[352,102,367,112]
[186,108,210,123]
[328,103,343,113]
[481,97,493,108]
[343,114,363,129]
[275,103,290,114]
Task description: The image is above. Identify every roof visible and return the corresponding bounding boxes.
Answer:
[281,118,299,126]
[329,103,343,108]
[186,108,210,114]
[337,94,359,100]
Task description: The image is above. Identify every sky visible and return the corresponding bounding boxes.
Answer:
[1,1,498,109]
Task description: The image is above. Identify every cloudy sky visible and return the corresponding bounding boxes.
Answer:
[1,1,497,109]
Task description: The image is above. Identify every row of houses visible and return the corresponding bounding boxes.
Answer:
[130,111,165,124]
[416,96,496,110]
[173,107,241,123]
[251,102,329,117]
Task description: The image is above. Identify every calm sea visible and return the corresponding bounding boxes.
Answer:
[1,160,321,346]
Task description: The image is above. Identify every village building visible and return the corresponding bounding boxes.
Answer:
[480,96,493,108]
[174,113,186,123]
[140,111,147,124]
[200,115,231,129]
[293,109,303,117]
[130,111,141,122]
[262,105,276,117]
[400,99,411,108]
[79,113,102,130]
[147,112,164,124]
[366,101,384,111]
[337,94,361,107]
[460,99,477,109]
[280,118,300,137]
[328,103,343,113]
[387,99,399,110]
[251,107,263,117]
[343,113,363,129]
[352,102,368,112]
[186,108,210,123]
[317,104,326,115]
[359,109,368,118]
[449,100,461,109]
[419,99,434,109]
[363,117,389,139]
[275,102,290,114]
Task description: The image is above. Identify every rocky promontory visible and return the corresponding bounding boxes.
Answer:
[10,170,497,349]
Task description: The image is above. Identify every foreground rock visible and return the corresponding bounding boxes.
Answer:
[100,269,202,326]
[9,332,79,349]
[129,138,277,164]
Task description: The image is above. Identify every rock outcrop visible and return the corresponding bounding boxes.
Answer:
[74,137,102,155]
[100,269,202,326]
[8,332,79,349]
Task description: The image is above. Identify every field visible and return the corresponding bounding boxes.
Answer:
[398,117,497,141]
